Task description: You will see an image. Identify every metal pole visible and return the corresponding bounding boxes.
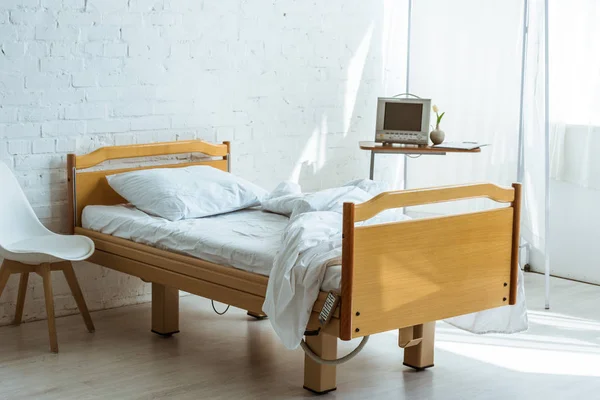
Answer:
[517,0,528,184]
[369,151,375,180]
[516,0,534,296]
[544,0,551,310]
[403,0,413,191]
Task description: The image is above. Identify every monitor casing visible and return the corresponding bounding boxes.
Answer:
[375,97,432,145]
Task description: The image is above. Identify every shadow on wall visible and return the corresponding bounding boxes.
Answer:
[292,23,376,190]
[240,0,408,191]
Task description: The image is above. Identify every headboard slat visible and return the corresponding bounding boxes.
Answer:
[75,140,229,170]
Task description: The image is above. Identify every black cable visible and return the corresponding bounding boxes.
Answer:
[211,300,230,315]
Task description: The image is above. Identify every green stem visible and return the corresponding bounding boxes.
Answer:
[436,111,445,126]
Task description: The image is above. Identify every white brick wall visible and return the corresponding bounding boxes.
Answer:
[0,0,407,325]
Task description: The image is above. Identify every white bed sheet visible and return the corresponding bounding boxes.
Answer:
[81,205,342,292]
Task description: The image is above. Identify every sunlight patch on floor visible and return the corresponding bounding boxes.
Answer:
[435,308,600,377]
[437,339,600,377]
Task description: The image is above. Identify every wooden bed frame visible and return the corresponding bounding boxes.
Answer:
[68,140,521,394]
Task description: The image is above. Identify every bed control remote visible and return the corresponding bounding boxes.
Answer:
[319,291,340,327]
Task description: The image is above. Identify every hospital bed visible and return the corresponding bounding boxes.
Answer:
[69,140,521,394]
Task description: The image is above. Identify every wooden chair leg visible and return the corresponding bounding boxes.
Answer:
[303,332,337,394]
[38,264,58,353]
[402,322,436,370]
[151,283,179,337]
[13,272,29,325]
[0,262,11,299]
[62,262,95,333]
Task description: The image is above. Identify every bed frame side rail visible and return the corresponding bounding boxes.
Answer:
[340,183,521,340]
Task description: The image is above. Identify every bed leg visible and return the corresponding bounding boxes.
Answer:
[303,332,337,395]
[151,283,180,337]
[246,311,268,320]
[402,322,436,371]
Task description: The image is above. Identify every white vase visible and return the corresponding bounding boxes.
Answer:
[430,125,445,145]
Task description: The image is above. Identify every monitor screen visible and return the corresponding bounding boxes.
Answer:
[383,102,423,132]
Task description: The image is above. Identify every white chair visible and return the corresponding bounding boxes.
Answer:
[0,161,95,353]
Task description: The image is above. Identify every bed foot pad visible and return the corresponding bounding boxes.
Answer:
[247,311,268,320]
[151,330,180,338]
[303,386,337,395]
[403,362,434,371]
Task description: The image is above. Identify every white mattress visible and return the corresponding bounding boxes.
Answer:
[82,205,341,291]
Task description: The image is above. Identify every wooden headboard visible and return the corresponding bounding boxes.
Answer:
[67,140,230,233]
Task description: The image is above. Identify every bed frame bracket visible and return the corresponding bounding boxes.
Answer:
[398,326,424,348]
[399,338,423,348]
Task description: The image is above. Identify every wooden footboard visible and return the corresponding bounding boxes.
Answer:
[340,183,521,340]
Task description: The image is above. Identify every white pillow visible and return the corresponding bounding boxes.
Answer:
[290,186,372,219]
[262,181,305,217]
[343,178,389,196]
[267,180,302,198]
[106,166,268,221]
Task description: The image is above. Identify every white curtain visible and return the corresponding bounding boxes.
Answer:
[521,0,548,272]
[523,0,600,277]
[549,0,600,189]
[406,0,524,215]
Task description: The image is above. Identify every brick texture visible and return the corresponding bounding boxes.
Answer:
[0,0,406,325]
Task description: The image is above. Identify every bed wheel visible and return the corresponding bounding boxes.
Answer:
[247,311,268,320]
[151,329,179,338]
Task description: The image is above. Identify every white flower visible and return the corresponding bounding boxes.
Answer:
[432,105,439,113]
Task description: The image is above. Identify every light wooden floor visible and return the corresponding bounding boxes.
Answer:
[1,273,599,400]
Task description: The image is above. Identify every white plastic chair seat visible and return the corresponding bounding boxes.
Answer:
[0,161,95,265]
[2,234,95,265]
